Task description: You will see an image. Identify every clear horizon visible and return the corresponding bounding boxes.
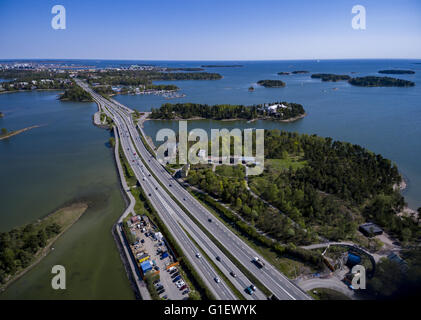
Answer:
[1,0,420,60]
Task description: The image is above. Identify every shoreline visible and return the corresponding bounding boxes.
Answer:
[0,202,88,292]
[146,112,307,123]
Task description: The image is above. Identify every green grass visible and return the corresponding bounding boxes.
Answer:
[265,157,307,174]
[215,165,245,179]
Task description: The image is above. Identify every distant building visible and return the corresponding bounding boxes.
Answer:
[140,260,153,274]
[359,222,383,237]
[387,252,408,272]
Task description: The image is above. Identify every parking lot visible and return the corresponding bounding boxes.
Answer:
[128,215,188,300]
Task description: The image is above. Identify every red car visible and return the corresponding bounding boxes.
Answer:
[179,285,187,291]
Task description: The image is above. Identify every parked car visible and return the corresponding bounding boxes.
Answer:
[157,288,165,295]
[156,285,164,291]
[171,272,179,278]
[182,289,190,295]
[176,281,185,288]
[173,275,181,282]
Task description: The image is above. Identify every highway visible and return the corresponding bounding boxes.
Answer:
[77,80,266,300]
[77,79,310,300]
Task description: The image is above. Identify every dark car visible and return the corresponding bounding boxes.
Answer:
[215,256,221,262]
[208,218,212,222]
[173,275,181,282]
[156,285,164,291]
[230,271,237,277]
[157,288,165,295]
[182,289,189,295]
[179,285,187,291]
[171,272,180,278]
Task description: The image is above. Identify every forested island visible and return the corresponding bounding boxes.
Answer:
[185,130,420,246]
[311,74,351,81]
[378,70,415,75]
[60,85,93,102]
[0,203,88,288]
[149,101,305,121]
[348,76,415,87]
[291,70,309,74]
[277,72,290,75]
[257,80,286,88]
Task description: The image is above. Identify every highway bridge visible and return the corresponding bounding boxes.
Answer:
[77,79,310,300]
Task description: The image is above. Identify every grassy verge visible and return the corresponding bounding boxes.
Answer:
[179,224,245,300]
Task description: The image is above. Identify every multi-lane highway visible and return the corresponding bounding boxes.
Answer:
[77,79,310,300]
[77,80,267,300]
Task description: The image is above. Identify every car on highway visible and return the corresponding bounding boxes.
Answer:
[215,256,221,262]
[196,253,201,258]
[208,218,212,222]
[249,284,256,291]
[245,287,253,295]
[214,277,221,283]
[230,271,237,277]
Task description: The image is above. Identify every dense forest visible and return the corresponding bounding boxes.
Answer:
[0,222,61,283]
[149,102,305,121]
[185,130,420,245]
[348,76,415,87]
[311,74,351,81]
[60,85,93,102]
[378,70,415,75]
[257,80,286,87]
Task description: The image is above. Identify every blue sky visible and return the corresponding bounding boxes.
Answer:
[0,0,420,60]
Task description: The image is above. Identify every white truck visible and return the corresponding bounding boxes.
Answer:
[253,257,265,268]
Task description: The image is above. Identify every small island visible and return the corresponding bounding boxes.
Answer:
[248,86,255,92]
[60,85,93,102]
[378,70,415,75]
[277,72,291,75]
[0,125,41,141]
[348,76,415,87]
[149,101,305,122]
[311,73,351,82]
[257,80,286,88]
[291,70,309,74]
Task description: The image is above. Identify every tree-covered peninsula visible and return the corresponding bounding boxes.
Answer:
[59,85,93,102]
[149,101,305,121]
[378,70,415,75]
[348,76,415,87]
[311,74,351,81]
[257,80,286,88]
[185,130,419,246]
